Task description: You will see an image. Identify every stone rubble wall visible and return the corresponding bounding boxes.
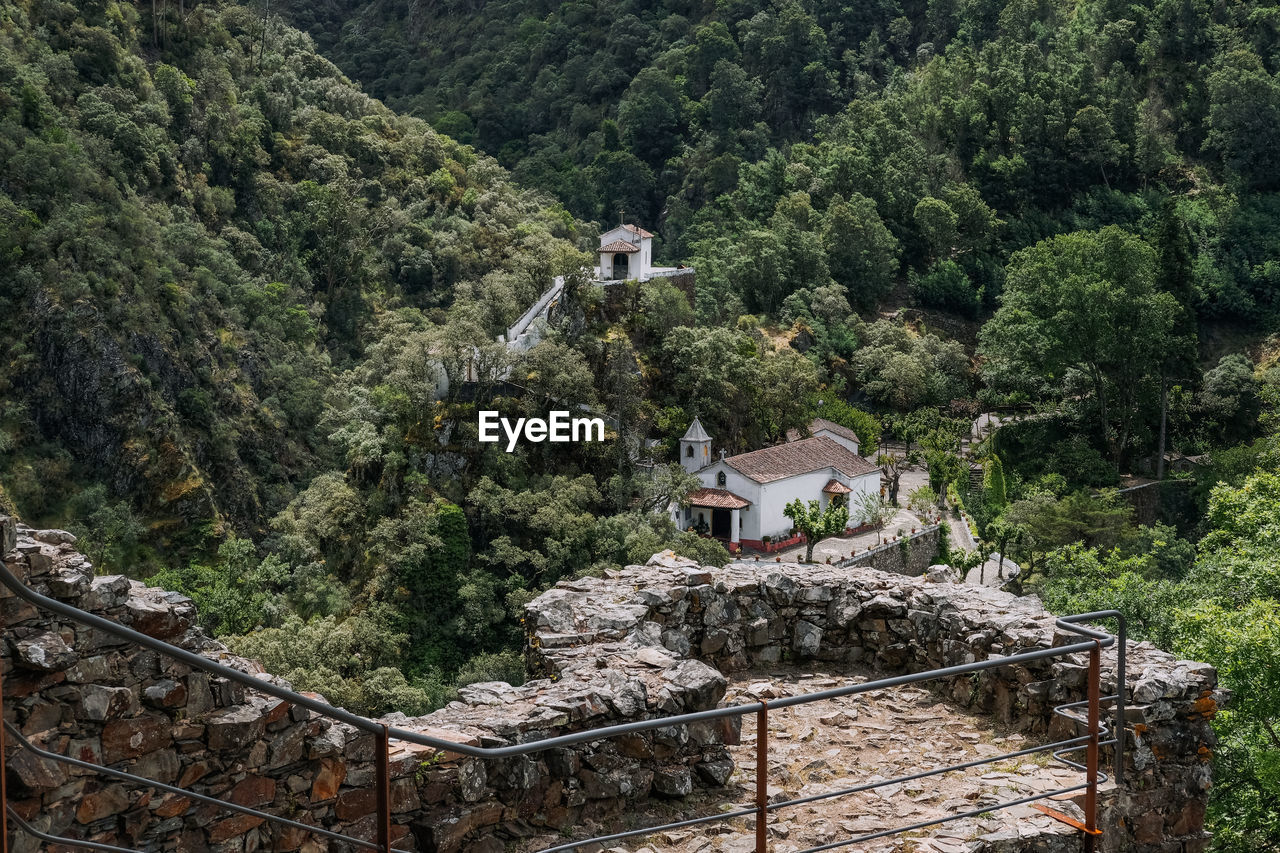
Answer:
[2,514,1220,853]
[1,518,732,853]
[526,556,1220,853]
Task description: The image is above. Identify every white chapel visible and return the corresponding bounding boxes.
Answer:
[675,417,881,552]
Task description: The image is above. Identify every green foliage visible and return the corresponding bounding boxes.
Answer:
[0,0,581,545]
[852,321,970,412]
[1002,489,1133,572]
[909,261,981,316]
[658,326,818,451]
[269,0,1280,333]
[981,227,1181,467]
[784,497,850,563]
[982,454,1008,511]
[227,605,446,716]
[1177,602,1280,851]
[907,486,938,516]
[151,539,291,637]
[853,491,896,544]
[66,485,147,573]
[1034,468,1280,850]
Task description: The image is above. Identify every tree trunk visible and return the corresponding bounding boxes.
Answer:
[805,539,815,563]
[1089,364,1114,463]
[1156,378,1168,481]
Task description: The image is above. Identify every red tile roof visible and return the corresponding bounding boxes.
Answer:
[822,479,853,494]
[624,223,655,238]
[687,487,750,509]
[600,240,639,253]
[726,436,877,483]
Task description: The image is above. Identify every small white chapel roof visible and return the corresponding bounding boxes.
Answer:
[682,417,711,442]
[600,239,640,253]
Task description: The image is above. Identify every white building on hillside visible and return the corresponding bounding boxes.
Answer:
[676,417,880,552]
[596,223,690,282]
[598,223,653,280]
[784,417,861,455]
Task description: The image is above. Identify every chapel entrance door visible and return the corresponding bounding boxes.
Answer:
[711,508,731,539]
[613,253,629,279]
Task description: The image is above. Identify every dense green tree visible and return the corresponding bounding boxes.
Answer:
[1205,50,1280,191]
[822,193,899,308]
[618,67,685,167]
[981,227,1181,466]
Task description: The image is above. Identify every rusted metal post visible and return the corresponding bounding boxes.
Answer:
[1084,640,1102,853]
[756,701,768,853]
[376,724,392,852]
[1115,619,1127,787]
[1,663,9,853]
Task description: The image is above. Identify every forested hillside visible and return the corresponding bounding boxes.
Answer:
[0,0,750,709]
[0,0,587,535]
[3,0,1280,848]
[283,0,1280,323]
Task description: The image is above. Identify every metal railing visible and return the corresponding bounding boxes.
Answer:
[0,558,1125,853]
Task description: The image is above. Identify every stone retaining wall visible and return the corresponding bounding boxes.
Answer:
[2,515,1220,852]
[840,524,943,575]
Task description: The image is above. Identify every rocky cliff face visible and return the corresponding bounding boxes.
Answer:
[1,516,1221,852]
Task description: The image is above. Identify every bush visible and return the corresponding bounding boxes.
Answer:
[909,261,981,316]
[455,651,526,688]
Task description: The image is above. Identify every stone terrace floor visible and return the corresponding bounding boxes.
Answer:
[520,665,1091,853]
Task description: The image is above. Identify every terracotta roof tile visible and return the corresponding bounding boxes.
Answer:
[624,223,655,238]
[822,479,853,494]
[600,240,639,253]
[786,417,861,445]
[687,488,750,510]
[725,436,877,483]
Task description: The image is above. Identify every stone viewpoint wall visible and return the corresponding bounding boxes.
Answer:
[1,516,1220,852]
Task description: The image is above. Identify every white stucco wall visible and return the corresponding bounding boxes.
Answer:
[679,460,881,543]
[598,226,652,281]
[680,438,713,473]
[756,469,844,539]
[813,427,859,455]
[845,471,881,524]
[686,460,762,540]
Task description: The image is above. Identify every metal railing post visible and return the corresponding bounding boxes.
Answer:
[1115,618,1126,786]
[1084,640,1101,853]
[376,724,392,852]
[756,700,768,853]
[1,663,9,853]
